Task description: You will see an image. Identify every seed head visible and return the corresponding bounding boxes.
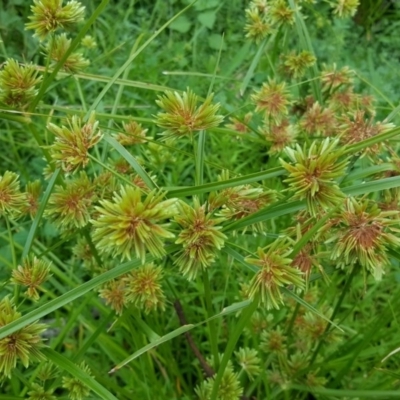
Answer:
[270,0,295,26]
[174,198,226,280]
[282,50,316,79]
[92,187,177,262]
[155,88,223,139]
[300,102,337,137]
[23,180,42,218]
[27,383,56,400]
[234,347,261,380]
[244,5,273,43]
[45,33,89,73]
[321,63,354,92]
[263,119,297,154]
[26,0,85,40]
[125,263,165,313]
[328,198,400,280]
[246,239,304,310]
[0,171,27,219]
[99,278,127,316]
[0,297,46,378]
[280,138,348,216]
[47,112,102,174]
[333,0,360,18]
[11,256,52,301]
[252,79,291,121]
[0,59,42,108]
[115,120,148,146]
[62,361,92,400]
[45,172,96,229]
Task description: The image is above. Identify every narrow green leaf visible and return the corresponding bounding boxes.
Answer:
[240,38,267,96]
[343,175,400,196]
[104,135,158,190]
[109,325,195,373]
[22,169,60,259]
[166,167,285,197]
[282,289,343,332]
[43,348,118,400]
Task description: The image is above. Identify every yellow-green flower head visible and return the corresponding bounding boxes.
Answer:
[45,33,90,73]
[92,186,177,262]
[155,88,223,139]
[0,171,27,219]
[0,297,46,378]
[174,198,226,280]
[47,112,102,174]
[125,263,166,314]
[0,59,42,108]
[328,198,400,280]
[62,362,92,400]
[246,238,304,310]
[280,138,348,216]
[11,256,52,301]
[26,0,85,40]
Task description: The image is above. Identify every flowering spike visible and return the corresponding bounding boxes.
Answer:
[92,187,177,262]
[174,198,226,280]
[328,198,400,280]
[0,59,42,108]
[11,256,52,301]
[62,361,92,400]
[125,263,166,313]
[26,0,85,40]
[0,297,47,378]
[47,112,102,174]
[155,88,223,139]
[280,138,348,216]
[246,239,304,310]
[0,171,27,219]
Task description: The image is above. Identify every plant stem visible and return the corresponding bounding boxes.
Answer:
[210,298,258,400]
[202,269,220,370]
[308,266,358,368]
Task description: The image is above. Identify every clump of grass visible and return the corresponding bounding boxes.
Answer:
[1,0,400,399]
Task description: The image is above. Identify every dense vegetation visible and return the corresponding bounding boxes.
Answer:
[1,0,400,399]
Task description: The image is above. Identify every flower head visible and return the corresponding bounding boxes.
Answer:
[28,383,56,400]
[282,50,316,79]
[280,138,348,216]
[45,172,96,229]
[328,198,400,280]
[0,297,46,378]
[62,362,92,400]
[23,180,42,218]
[0,59,42,108]
[321,63,354,92]
[234,347,261,380]
[252,79,291,121]
[333,0,360,18]
[92,186,177,262]
[47,112,102,174]
[270,0,294,26]
[45,33,89,73]
[11,256,52,301]
[174,198,226,280]
[155,88,223,139]
[244,5,273,43]
[0,171,27,219]
[99,278,127,315]
[246,239,304,309]
[300,102,337,137]
[263,119,297,154]
[26,0,85,40]
[114,120,148,146]
[125,263,166,313]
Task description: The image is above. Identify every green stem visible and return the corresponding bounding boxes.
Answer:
[210,298,258,400]
[202,269,220,370]
[308,266,358,368]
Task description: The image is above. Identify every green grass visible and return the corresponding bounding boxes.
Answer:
[1,0,400,399]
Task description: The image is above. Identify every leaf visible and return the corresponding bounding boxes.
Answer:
[109,325,194,373]
[208,34,227,51]
[43,348,119,400]
[198,11,216,29]
[169,15,192,33]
